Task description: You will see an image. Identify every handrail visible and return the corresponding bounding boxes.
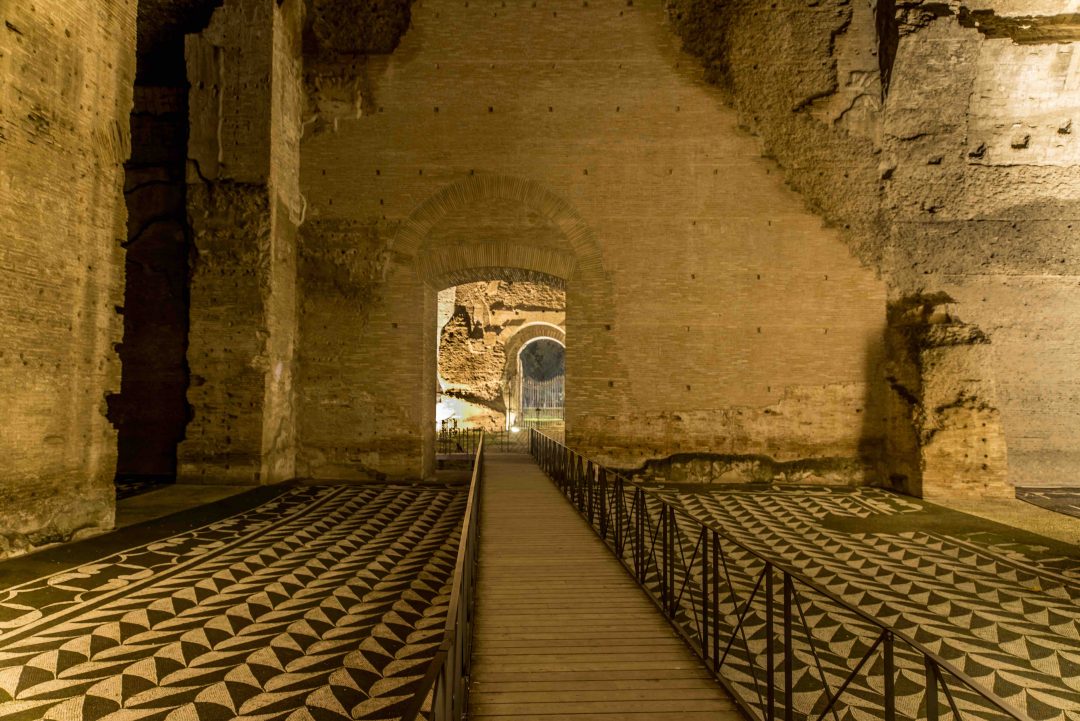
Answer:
[401,432,484,721]
[529,429,1036,721]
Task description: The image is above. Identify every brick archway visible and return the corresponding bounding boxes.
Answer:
[501,323,566,384]
[391,173,617,478]
[392,174,606,284]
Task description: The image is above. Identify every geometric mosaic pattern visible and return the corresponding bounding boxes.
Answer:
[649,486,1080,721]
[115,476,174,500]
[0,484,465,721]
[1017,487,1080,521]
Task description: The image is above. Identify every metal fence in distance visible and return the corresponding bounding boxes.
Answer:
[529,429,1035,721]
[437,427,483,456]
[437,427,534,454]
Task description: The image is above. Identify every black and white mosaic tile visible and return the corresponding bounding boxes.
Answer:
[0,484,465,721]
[1017,488,1080,521]
[636,486,1080,721]
[115,476,174,501]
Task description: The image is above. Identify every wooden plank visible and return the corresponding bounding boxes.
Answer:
[470,454,737,721]
[471,668,714,683]
[471,678,720,693]
[471,690,731,705]
[471,660,707,673]
[471,713,744,721]
[473,652,696,664]
[470,700,737,715]
[475,645,684,657]
[475,637,677,649]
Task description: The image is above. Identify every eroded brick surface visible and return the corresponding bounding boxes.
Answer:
[667,0,1080,487]
[0,1,137,558]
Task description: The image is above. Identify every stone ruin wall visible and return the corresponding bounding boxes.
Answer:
[178,0,304,486]
[0,0,137,557]
[666,0,1080,489]
[1,0,1063,566]
[297,0,888,482]
[437,281,566,430]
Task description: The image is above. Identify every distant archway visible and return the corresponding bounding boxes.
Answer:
[500,323,565,428]
[515,336,566,430]
[391,174,605,474]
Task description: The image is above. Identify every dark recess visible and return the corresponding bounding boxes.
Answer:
[110,0,225,491]
[876,0,898,98]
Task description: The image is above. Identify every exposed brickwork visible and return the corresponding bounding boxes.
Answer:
[0,0,137,557]
[297,0,887,480]
[180,0,303,485]
[667,0,1080,489]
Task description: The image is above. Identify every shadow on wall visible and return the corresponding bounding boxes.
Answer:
[860,324,889,490]
[881,293,1012,500]
[108,88,194,485]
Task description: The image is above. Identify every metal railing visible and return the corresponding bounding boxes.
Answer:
[401,433,484,721]
[437,427,484,456]
[529,430,1036,721]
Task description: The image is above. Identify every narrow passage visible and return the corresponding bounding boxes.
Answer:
[470,454,739,721]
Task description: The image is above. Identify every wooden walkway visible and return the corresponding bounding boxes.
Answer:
[469,453,741,721]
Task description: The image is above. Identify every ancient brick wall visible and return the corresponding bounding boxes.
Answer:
[0,0,136,557]
[667,0,1080,488]
[297,0,887,480]
[179,0,303,484]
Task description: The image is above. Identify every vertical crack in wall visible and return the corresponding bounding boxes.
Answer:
[877,0,898,98]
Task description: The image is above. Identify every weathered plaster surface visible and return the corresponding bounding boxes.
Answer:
[667,0,1080,487]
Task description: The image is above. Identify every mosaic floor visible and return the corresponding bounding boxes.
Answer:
[646,486,1080,721]
[1018,487,1080,521]
[115,476,174,501]
[0,484,465,721]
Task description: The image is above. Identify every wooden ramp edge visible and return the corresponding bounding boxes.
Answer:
[469,453,743,721]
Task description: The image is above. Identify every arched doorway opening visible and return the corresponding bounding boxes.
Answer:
[391,175,613,476]
[435,282,566,436]
[516,337,565,431]
[431,275,566,458]
[294,175,616,481]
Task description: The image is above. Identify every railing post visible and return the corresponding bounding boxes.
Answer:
[577,456,585,512]
[630,487,639,582]
[783,574,793,721]
[585,460,593,523]
[660,502,669,616]
[925,657,938,721]
[711,530,719,668]
[665,505,673,617]
[884,631,895,721]
[766,562,775,721]
[598,466,607,540]
[701,527,709,664]
[613,475,622,551]
[577,456,584,510]
[566,451,572,499]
